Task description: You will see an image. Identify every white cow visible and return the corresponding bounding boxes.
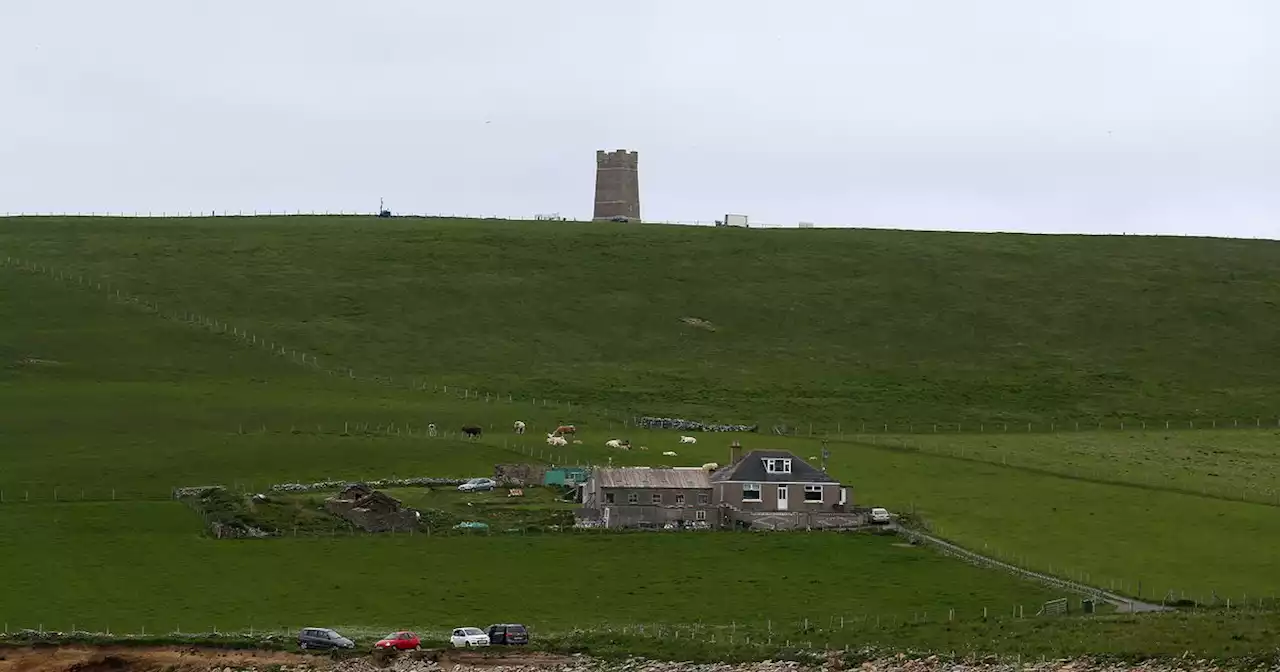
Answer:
[679,436,697,445]
[547,435,568,447]
[662,450,678,457]
[513,420,526,434]
[605,439,623,449]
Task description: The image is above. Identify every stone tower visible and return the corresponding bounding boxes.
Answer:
[593,149,640,221]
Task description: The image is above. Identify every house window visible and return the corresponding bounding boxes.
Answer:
[763,458,792,474]
[695,510,707,521]
[605,492,615,504]
[675,494,685,505]
[627,493,638,505]
[651,493,662,504]
[804,485,823,502]
[742,484,762,502]
[698,493,709,505]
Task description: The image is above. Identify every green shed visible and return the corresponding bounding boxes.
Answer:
[544,467,589,486]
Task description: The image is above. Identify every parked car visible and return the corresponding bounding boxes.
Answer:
[374,631,421,650]
[450,627,491,648]
[485,623,529,645]
[458,477,497,493]
[298,627,354,650]
[869,507,891,524]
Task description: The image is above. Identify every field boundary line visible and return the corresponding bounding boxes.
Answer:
[895,527,1169,614]
[0,255,641,424]
[834,434,1280,508]
[8,254,1280,440]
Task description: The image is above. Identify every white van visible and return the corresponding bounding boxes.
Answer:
[869,507,891,524]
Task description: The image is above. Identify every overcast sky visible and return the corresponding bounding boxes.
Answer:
[2,1,1276,237]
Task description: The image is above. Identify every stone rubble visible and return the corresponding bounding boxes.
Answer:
[280,655,1280,672]
[636,417,759,433]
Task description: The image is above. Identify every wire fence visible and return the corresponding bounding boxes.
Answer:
[0,211,815,229]
[0,255,629,423]
[8,253,1280,442]
[0,602,1155,650]
[849,433,1280,507]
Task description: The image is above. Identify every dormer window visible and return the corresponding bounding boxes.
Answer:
[763,458,792,474]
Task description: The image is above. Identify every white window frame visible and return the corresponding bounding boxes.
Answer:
[742,483,762,502]
[698,492,710,504]
[675,493,685,505]
[804,484,823,502]
[695,510,707,521]
[627,493,638,505]
[651,492,662,504]
[763,458,792,474]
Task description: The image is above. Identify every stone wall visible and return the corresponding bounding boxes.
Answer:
[727,509,867,531]
[494,463,548,486]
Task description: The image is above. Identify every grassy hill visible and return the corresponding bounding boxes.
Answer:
[5,216,1280,426]
[5,215,1280,658]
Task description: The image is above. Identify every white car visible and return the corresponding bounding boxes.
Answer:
[869,507,891,524]
[450,627,490,648]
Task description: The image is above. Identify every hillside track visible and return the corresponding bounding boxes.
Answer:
[896,527,1169,613]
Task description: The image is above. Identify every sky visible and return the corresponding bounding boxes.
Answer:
[1,1,1276,237]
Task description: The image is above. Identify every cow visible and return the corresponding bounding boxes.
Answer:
[513,420,526,435]
[679,435,697,444]
[552,424,577,437]
[546,435,568,447]
[462,425,482,439]
[605,439,631,450]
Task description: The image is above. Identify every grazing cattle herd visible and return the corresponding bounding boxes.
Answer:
[449,420,726,458]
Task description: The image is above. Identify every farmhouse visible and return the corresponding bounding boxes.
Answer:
[577,467,716,529]
[575,446,864,531]
[713,445,859,530]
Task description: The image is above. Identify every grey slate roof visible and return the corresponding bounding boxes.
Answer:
[595,467,712,489]
[710,450,839,484]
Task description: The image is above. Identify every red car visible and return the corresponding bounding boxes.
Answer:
[374,631,421,650]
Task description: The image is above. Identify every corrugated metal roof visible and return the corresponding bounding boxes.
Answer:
[596,468,711,489]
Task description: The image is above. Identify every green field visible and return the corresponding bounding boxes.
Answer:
[0,502,1061,633]
[7,216,1280,425]
[877,429,1280,502]
[4,215,1280,658]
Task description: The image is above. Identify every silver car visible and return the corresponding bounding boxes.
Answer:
[458,477,497,492]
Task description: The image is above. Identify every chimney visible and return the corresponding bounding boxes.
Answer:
[730,441,744,466]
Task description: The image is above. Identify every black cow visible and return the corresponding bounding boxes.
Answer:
[461,425,483,439]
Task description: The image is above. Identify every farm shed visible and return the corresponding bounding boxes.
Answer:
[577,467,717,530]
[544,467,589,486]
